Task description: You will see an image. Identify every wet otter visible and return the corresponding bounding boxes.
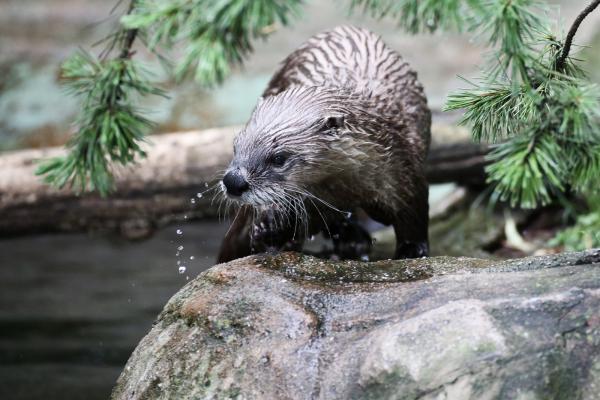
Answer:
[217,25,431,263]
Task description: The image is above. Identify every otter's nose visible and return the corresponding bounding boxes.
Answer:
[222,171,249,197]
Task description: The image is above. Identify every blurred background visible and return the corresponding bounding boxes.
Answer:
[1,1,599,399]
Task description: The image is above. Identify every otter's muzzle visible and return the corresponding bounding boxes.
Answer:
[222,170,249,197]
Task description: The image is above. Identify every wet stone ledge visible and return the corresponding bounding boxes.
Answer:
[112,249,600,400]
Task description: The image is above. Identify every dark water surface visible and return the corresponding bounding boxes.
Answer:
[0,221,228,400]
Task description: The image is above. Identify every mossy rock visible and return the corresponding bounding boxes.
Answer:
[113,249,600,400]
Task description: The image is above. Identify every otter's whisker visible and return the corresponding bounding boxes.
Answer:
[283,185,347,218]
[223,206,244,240]
[306,195,332,239]
[279,190,301,239]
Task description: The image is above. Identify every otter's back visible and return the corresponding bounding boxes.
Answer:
[263,25,430,147]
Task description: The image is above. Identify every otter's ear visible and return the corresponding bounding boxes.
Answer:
[323,115,344,130]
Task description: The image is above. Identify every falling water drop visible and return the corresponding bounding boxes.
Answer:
[176,229,183,235]
[196,193,203,198]
[178,245,184,251]
[178,266,187,274]
[189,256,195,260]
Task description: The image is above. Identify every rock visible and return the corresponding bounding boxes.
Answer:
[112,250,600,400]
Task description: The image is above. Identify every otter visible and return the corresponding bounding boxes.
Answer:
[217,25,431,263]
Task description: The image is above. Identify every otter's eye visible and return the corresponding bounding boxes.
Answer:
[270,153,288,167]
[324,116,344,130]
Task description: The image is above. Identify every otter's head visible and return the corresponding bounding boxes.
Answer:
[221,86,350,209]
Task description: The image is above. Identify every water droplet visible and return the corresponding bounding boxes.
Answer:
[346,212,352,219]
[190,198,196,204]
[177,260,181,265]
[178,266,187,274]
[196,193,203,198]
[176,229,183,235]
[361,254,370,262]
[309,235,315,241]
[205,182,209,187]
[178,245,184,251]
[189,256,195,260]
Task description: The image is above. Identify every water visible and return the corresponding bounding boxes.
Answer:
[0,221,228,400]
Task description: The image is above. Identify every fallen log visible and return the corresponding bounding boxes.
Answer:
[0,125,488,237]
[426,141,489,186]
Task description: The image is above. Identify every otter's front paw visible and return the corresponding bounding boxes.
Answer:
[395,241,429,259]
[250,210,302,253]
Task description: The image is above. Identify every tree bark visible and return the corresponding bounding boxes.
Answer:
[0,125,488,237]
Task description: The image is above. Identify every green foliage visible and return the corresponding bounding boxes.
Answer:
[473,0,543,83]
[550,195,600,251]
[442,1,600,209]
[35,50,164,195]
[122,0,302,85]
[349,0,471,33]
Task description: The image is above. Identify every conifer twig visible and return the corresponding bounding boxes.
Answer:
[556,0,600,71]
[119,0,138,59]
[119,28,138,60]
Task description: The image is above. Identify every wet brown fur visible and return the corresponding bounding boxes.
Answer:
[217,26,431,262]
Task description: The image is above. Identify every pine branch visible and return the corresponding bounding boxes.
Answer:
[444,0,600,208]
[118,0,139,59]
[349,0,476,34]
[555,0,600,71]
[36,0,164,195]
[119,28,138,60]
[122,0,302,85]
[38,0,303,195]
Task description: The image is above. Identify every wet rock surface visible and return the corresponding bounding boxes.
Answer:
[112,249,600,400]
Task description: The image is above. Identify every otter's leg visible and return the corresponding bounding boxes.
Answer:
[218,207,305,263]
[363,185,429,259]
[327,217,372,260]
[393,224,429,258]
[250,209,305,254]
[393,183,429,259]
[217,205,253,263]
